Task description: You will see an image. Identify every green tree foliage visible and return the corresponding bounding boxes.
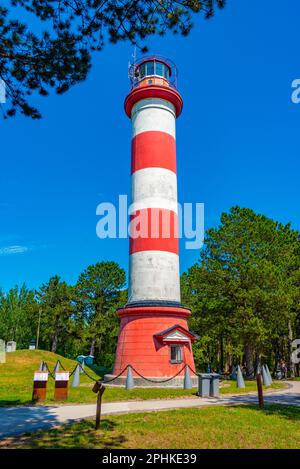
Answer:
[37,275,75,353]
[1,209,299,376]
[0,284,38,348]
[0,1,226,118]
[75,261,126,365]
[182,206,300,375]
[0,262,126,365]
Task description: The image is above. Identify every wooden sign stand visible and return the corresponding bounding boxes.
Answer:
[54,372,70,401]
[32,372,48,402]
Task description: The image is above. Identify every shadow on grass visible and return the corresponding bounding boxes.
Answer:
[0,399,34,408]
[2,419,127,449]
[237,404,300,422]
[2,404,300,449]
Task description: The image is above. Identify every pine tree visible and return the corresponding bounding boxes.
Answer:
[0,1,226,118]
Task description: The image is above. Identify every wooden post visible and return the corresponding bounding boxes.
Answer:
[92,381,106,430]
[256,373,264,408]
[95,390,102,430]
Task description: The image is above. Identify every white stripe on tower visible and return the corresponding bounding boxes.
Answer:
[129,251,180,303]
[128,97,180,304]
[131,98,176,138]
[130,167,178,214]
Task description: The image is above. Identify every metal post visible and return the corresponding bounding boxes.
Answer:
[53,361,60,374]
[126,365,134,389]
[230,365,237,380]
[256,373,264,408]
[236,365,245,388]
[265,364,273,385]
[71,364,80,388]
[184,365,192,389]
[262,365,270,386]
[42,362,48,372]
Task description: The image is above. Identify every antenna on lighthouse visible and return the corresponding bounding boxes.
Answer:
[132,44,137,65]
[128,45,138,86]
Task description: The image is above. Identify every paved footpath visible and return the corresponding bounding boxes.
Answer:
[0,381,299,439]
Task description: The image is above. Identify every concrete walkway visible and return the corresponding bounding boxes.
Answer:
[0,381,299,439]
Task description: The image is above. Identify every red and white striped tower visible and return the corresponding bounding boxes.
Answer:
[110,56,197,386]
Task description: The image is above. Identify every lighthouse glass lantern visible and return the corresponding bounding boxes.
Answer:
[106,55,197,387]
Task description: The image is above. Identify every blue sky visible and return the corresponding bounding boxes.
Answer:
[1,0,299,291]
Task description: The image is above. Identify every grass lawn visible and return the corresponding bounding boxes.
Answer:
[1,405,299,449]
[0,350,287,407]
[0,350,102,406]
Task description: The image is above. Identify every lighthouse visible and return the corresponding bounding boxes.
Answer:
[110,56,197,386]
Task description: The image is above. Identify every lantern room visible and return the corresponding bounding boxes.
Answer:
[125,55,182,117]
[139,59,170,79]
[129,56,178,90]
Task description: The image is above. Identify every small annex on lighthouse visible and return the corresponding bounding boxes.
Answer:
[154,325,199,365]
[105,55,198,387]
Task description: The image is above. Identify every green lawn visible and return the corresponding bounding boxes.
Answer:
[0,350,108,406]
[2,405,299,449]
[0,350,286,407]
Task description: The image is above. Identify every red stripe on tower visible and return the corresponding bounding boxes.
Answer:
[131,131,177,174]
[129,208,179,254]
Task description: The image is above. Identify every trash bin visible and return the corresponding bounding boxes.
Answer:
[210,373,220,397]
[198,373,211,397]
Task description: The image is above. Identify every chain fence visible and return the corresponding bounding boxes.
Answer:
[40,360,202,385]
[187,364,198,375]
[103,365,129,383]
[56,359,66,371]
[130,365,187,383]
[43,362,56,380]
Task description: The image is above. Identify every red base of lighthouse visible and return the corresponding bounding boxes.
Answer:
[109,305,196,385]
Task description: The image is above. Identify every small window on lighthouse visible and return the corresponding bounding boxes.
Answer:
[139,63,146,79]
[156,62,163,77]
[146,61,154,76]
[170,345,182,364]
